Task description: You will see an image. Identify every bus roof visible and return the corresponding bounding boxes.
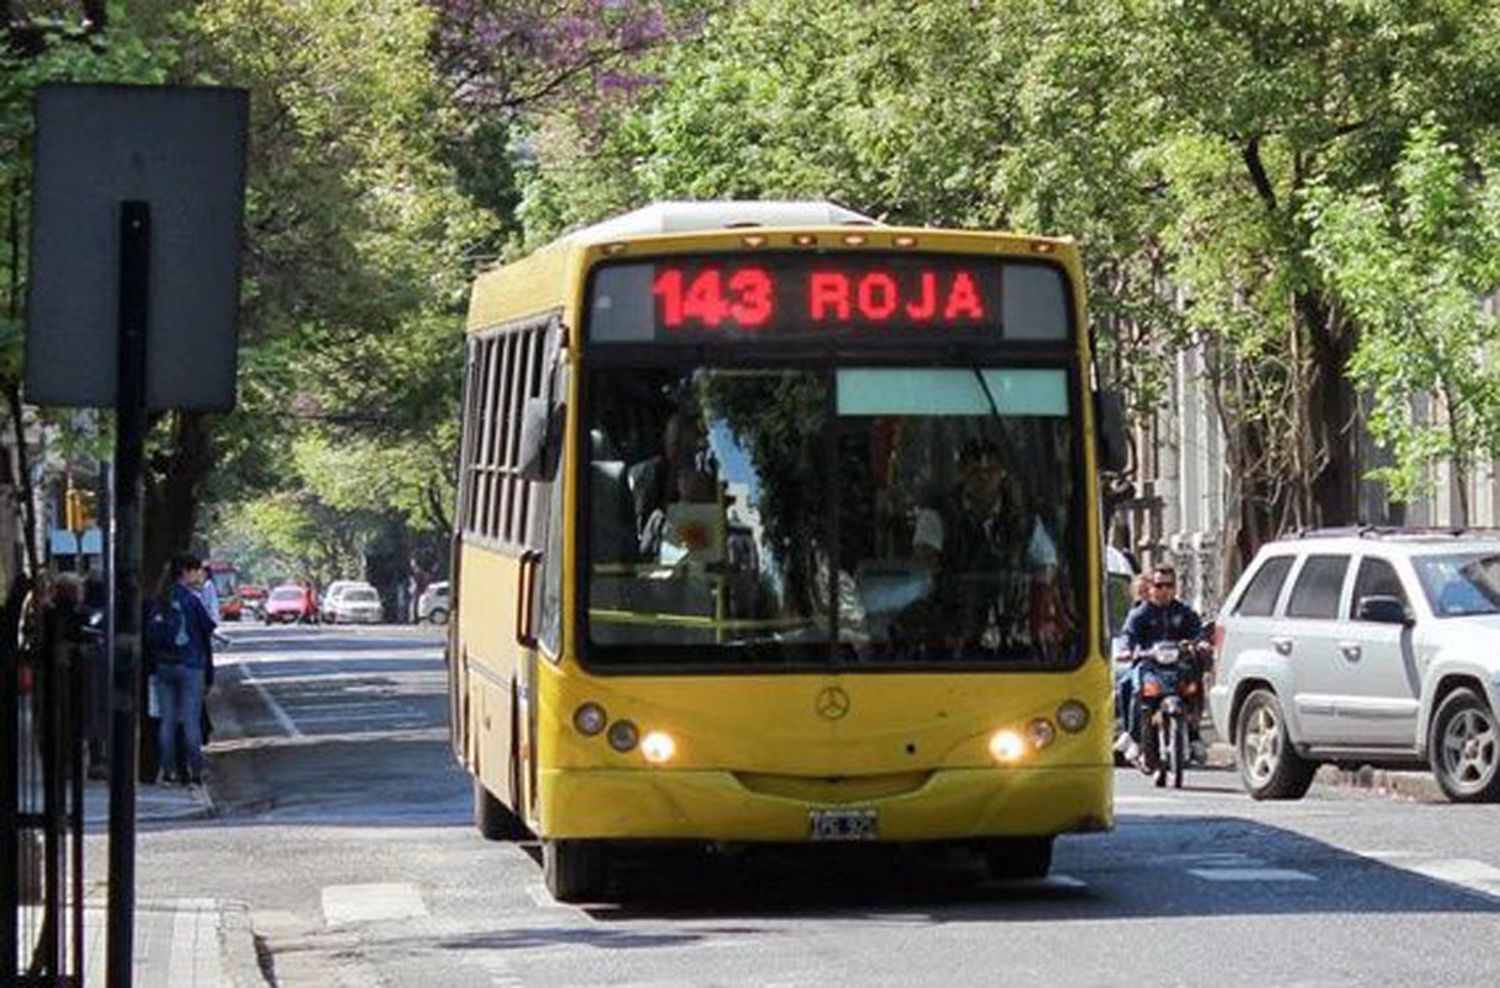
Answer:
[562,200,878,242]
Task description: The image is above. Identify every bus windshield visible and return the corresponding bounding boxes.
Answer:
[584,365,1083,670]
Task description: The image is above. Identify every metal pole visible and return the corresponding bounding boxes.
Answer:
[1,578,21,988]
[107,200,150,988]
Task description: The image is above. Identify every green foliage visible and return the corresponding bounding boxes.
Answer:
[517,0,1500,544]
[1305,121,1500,517]
[177,0,491,565]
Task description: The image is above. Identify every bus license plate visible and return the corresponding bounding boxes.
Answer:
[809,809,877,841]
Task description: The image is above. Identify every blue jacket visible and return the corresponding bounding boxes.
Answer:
[1121,599,1205,652]
[168,582,216,671]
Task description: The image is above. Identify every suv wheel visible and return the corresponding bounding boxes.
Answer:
[1428,688,1500,803]
[1235,689,1315,800]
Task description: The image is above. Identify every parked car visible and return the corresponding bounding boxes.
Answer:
[264,584,318,625]
[1210,528,1500,803]
[240,585,267,620]
[329,584,383,624]
[418,581,449,624]
[320,580,360,623]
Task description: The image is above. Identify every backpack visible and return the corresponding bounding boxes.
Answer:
[144,596,190,663]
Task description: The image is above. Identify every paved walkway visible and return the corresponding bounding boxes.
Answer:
[63,771,265,986]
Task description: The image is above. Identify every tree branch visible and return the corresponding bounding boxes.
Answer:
[1242,135,1278,212]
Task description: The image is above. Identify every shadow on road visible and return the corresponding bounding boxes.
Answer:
[522,816,1500,923]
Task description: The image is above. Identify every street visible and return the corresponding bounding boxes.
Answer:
[117,626,1500,987]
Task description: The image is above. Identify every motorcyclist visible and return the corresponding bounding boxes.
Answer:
[1114,564,1211,765]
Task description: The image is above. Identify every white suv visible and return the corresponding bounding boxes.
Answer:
[1210,529,1500,803]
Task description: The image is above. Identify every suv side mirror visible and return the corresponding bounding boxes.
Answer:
[1094,389,1129,474]
[1356,595,1412,626]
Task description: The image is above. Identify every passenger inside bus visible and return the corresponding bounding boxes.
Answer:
[628,409,720,561]
[837,412,1076,664]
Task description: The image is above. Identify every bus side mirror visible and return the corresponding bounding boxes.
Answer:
[518,397,564,482]
[1095,389,1129,474]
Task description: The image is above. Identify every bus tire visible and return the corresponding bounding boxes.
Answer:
[474,778,527,841]
[983,836,1053,881]
[543,839,607,903]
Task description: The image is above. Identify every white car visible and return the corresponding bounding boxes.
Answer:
[418,581,449,624]
[320,580,360,623]
[1210,528,1500,803]
[329,584,383,624]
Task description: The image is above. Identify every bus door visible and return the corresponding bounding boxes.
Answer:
[516,319,567,825]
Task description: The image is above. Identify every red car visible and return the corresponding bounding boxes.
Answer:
[263,584,318,624]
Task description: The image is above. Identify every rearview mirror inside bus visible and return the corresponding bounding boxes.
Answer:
[518,396,563,482]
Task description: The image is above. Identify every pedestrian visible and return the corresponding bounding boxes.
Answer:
[81,569,110,778]
[198,564,231,650]
[144,554,216,785]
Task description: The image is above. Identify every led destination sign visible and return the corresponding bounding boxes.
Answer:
[586,253,1069,343]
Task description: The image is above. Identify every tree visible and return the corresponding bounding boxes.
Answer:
[1306,121,1500,524]
[514,0,1500,573]
[158,0,494,577]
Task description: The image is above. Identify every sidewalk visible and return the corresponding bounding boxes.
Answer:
[76,776,267,986]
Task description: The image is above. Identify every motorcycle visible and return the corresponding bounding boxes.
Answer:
[1135,640,1206,789]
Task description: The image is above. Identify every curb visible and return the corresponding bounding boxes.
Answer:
[1208,742,1447,802]
[220,900,273,987]
[1314,764,1447,802]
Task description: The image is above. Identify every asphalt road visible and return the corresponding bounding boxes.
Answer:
[122,626,1500,987]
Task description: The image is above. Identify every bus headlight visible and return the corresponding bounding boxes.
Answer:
[1056,700,1089,734]
[640,730,676,764]
[607,719,639,753]
[1028,718,1056,750]
[988,730,1026,763]
[573,703,607,736]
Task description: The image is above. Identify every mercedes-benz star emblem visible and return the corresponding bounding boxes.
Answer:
[815,686,851,720]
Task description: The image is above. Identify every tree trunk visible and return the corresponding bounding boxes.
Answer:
[144,411,215,588]
[1299,290,1358,527]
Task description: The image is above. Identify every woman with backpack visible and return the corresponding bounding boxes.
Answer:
[144,554,216,785]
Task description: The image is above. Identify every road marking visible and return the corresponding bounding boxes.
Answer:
[1114,795,1180,806]
[239,665,303,739]
[1189,867,1316,882]
[321,882,427,925]
[285,711,412,724]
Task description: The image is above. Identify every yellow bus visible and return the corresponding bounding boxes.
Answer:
[448,201,1124,901]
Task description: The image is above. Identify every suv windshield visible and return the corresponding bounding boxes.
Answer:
[584,365,1083,670]
[1413,552,1500,617]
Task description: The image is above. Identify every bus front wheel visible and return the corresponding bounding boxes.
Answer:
[473,779,528,841]
[543,839,607,903]
[983,836,1054,881]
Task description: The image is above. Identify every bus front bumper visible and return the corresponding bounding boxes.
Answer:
[539,765,1113,842]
